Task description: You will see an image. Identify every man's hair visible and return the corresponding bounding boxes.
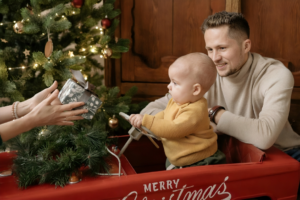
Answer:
[201,11,250,40]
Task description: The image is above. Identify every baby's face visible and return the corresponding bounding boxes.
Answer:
[167,64,195,105]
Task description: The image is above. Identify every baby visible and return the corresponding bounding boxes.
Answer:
[129,53,226,170]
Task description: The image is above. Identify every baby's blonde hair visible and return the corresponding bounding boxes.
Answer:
[173,53,217,94]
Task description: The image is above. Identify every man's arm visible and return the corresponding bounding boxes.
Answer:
[140,93,171,115]
[216,68,294,150]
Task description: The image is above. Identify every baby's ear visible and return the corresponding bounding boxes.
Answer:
[193,83,201,96]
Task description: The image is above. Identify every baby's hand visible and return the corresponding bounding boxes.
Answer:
[129,114,144,129]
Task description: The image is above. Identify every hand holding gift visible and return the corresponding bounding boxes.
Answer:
[0,81,88,143]
[27,89,88,127]
[58,70,102,119]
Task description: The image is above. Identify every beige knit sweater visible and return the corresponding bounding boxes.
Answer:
[141,53,300,151]
[142,98,217,166]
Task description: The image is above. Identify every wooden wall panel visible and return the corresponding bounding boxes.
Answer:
[173,0,225,56]
[242,0,300,73]
[120,0,135,82]
[120,0,173,83]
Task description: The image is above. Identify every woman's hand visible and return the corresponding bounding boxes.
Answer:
[26,89,88,128]
[18,81,60,117]
[129,114,144,129]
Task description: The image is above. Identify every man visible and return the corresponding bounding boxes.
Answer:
[140,11,300,160]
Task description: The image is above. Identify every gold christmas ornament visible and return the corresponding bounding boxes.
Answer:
[38,129,51,139]
[108,115,119,128]
[13,21,24,34]
[101,47,112,59]
[68,172,82,184]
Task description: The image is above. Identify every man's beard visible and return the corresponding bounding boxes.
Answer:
[218,68,239,77]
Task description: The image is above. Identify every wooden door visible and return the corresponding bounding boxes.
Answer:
[106,0,226,101]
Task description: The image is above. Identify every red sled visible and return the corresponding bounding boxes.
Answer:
[0,135,299,200]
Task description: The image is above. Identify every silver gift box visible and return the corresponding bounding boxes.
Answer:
[58,79,102,119]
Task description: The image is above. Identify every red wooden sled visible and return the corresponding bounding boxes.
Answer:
[0,135,299,200]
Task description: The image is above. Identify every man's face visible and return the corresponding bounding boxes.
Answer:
[204,26,249,77]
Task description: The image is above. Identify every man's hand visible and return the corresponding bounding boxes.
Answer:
[129,114,144,129]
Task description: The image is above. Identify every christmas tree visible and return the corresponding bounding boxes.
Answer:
[0,0,146,188]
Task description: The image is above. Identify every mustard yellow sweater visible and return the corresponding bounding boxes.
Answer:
[142,98,217,166]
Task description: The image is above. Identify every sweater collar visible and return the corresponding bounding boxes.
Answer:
[224,52,253,83]
[172,98,205,109]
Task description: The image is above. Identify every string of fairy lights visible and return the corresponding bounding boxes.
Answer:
[1,11,110,79]
[6,53,88,80]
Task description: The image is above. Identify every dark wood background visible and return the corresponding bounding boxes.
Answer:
[105,0,300,133]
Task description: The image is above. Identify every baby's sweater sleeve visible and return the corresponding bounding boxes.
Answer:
[142,107,203,139]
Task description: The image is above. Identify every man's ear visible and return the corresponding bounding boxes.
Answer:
[193,83,201,96]
[243,39,251,53]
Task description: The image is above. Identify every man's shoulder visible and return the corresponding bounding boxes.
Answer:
[252,52,293,78]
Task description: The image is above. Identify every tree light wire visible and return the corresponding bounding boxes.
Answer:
[96,146,122,176]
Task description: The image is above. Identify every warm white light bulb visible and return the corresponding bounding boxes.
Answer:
[8,68,12,70]
[22,66,25,69]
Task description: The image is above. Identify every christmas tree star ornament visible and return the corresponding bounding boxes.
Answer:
[1,38,8,43]
[68,51,74,57]
[23,49,30,57]
[13,21,24,34]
